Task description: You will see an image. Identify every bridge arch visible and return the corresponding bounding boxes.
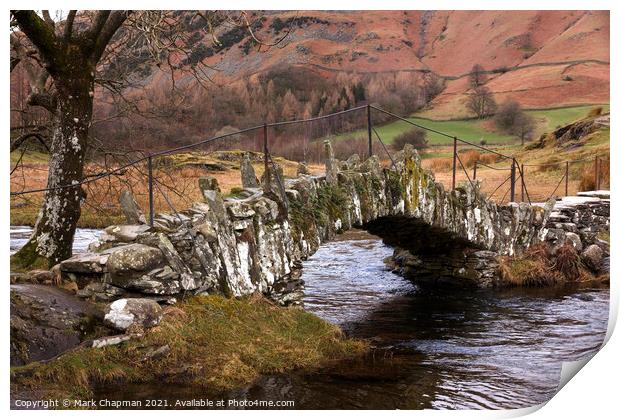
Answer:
[59,144,552,301]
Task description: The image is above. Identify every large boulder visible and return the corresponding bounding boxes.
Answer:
[10,284,104,366]
[106,244,165,286]
[103,298,163,332]
[60,252,109,273]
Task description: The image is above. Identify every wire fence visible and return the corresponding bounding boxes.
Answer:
[10,104,610,228]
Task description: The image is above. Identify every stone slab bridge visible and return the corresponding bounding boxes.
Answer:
[61,144,556,303]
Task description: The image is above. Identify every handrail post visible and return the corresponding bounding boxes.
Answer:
[147,155,154,227]
[367,104,373,158]
[565,161,569,196]
[510,158,516,202]
[473,161,477,180]
[520,163,525,202]
[452,137,457,190]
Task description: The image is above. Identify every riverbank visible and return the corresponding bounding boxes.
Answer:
[11,294,368,406]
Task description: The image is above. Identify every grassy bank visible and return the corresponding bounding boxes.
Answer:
[11,294,368,404]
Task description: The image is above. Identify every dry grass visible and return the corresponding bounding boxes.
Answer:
[458,150,480,168]
[587,107,604,117]
[579,156,609,191]
[11,295,368,402]
[426,157,453,172]
[553,243,581,281]
[537,156,563,172]
[10,151,324,228]
[498,243,599,287]
[498,245,561,287]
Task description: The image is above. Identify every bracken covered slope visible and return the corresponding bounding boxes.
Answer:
[187,10,609,118]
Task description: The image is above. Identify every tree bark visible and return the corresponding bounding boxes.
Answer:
[12,72,94,268]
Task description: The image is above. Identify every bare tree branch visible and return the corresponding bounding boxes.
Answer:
[91,11,132,61]
[62,10,77,47]
[11,10,62,75]
[41,10,55,29]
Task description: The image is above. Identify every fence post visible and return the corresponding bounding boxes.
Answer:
[595,155,600,190]
[565,161,569,196]
[521,163,525,202]
[263,123,269,192]
[452,137,457,190]
[510,158,516,202]
[473,161,477,180]
[147,155,154,227]
[367,104,373,158]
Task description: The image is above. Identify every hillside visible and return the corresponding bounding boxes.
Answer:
[10,10,609,149]
[188,10,609,117]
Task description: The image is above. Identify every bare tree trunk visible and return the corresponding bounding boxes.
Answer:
[12,75,93,269]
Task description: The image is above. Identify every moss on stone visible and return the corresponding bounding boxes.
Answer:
[10,239,50,272]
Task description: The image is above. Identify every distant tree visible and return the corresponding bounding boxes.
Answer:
[512,112,536,146]
[393,128,428,151]
[494,100,536,145]
[494,100,522,130]
[466,86,496,119]
[422,73,445,103]
[469,64,487,88]
[351,82,366,103]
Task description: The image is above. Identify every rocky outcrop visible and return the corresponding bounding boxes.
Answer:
[10,284,106,365]
[59,144,553,298]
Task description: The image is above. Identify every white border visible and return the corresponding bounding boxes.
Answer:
[2,2,616,419]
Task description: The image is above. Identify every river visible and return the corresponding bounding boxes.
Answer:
[10,228,609,409]
[10,226,101,255]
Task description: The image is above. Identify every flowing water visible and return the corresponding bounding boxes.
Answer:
[235,230,609,409]
[12,227,608,409]
[10,226,101,255]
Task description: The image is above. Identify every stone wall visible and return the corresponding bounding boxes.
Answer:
[388,191,610,287]
[59,144,553,301]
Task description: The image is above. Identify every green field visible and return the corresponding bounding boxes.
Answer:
[336,104,609,146]
[527,104,610,134]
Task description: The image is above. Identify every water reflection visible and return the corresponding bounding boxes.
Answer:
[295,230,609,409]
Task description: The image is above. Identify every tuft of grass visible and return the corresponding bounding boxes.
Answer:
[11,295,367,402]
[553,243,580,281]
[579,156,609,191]
[458,150,480,168]
[587,107,604,117]
[498,242,603,287]
[498,245,560,287]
